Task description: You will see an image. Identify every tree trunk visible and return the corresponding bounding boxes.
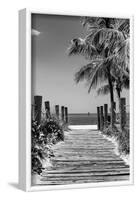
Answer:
[107,68,115,127]
[116,86,123,128]
[116,87,121,113]
[120,98,126,130]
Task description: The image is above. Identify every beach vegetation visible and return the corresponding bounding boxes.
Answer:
[102,125,129,155]
[68,17,130,128]
[31,117,64,175]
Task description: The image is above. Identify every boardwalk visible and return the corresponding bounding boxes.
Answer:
[40,129,129,185]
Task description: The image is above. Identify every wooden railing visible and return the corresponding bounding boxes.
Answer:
[97,97,128,131]
[32,95,69,124]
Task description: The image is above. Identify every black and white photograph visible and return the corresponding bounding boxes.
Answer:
[31,13,131,187]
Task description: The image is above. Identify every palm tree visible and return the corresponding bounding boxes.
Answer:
[68,17,129,127]
[73,57,115,126]
[97,67,129,111]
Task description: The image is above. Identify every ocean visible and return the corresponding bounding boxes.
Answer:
[68,113,97,125]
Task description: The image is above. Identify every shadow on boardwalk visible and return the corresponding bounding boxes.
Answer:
[40,129,129,185]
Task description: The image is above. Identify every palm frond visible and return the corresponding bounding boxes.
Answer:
[82,17,129,58]
[86,28,125,56]
[82,17,129,37]
[82,17,110,29]
[122,74,130,89]
[75,60,108,93]
[67,38,97,59]
[97,84,110,96]
[87,60,108,92]
[75,63,95,83]
[110,63,129,91]
[115,38,130,70]
[68,17,130,96]
[81,17,101,29]
[105,38,130,78]
[118,19,130,38]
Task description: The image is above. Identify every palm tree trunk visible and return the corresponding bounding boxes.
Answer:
[116,87,121,112]
[107,68,115,127]
[105,46,115,127]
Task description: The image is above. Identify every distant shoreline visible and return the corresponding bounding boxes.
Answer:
[69,113,97,115]
[68,113,97,125]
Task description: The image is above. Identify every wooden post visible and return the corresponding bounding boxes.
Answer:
[108,115,111,124]
[55,105,59,119]
[44,101,50,118]
[31,104,34,121]
[104,104,108,127]
[34,95,42,124]
[97,107,100,130]
[100,106,104,131]
[65,107,68,123]
[110,101,115,127]
[120,98,126,130]
[114,101,116,123]
[61,106,65,121]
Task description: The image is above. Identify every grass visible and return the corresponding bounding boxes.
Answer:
[102,125,129,156]
[31,115,70,175]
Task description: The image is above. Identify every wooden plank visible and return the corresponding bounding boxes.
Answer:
[104,104,108,127]
[44,101,50,118]
[100,106,104,131]
[61,106,65,121]
[34,95,42,124]
[65,107,68,123]
[35,129,130,185]
[55,105,59,119]
[97,107,100,130]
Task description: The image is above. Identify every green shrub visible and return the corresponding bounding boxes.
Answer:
[102,125,119,137]
[31,117,64,175]
[42,119,64,143]
[117,128,130,154]
[102,125,129,156]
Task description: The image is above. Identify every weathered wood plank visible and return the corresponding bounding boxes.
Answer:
[38,129,129,185]
[55,105,59,119]
[34,95,42,124]
[65,107,68,123]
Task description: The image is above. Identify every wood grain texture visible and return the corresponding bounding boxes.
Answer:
[40,129,129,185]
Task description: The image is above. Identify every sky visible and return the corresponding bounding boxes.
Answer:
[31,14,129,114]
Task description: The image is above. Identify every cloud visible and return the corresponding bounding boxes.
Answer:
[32,29,41,36]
